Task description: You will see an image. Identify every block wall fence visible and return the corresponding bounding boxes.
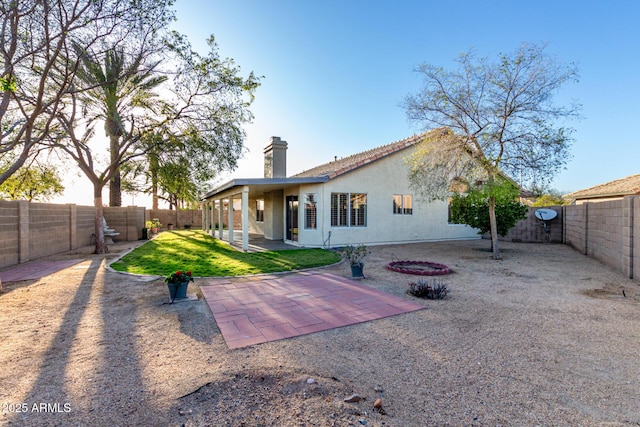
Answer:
[145,209,203,230]
[489,198,639,280]
[0,201,200,269]
[488,206,564,244]
[1,199,639,281]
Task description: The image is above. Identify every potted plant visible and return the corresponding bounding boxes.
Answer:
[165,270,194,303]
[146,219,161,234]
[339,244,371,278]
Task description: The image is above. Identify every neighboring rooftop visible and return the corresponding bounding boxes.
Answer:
[293,128,447,179]
[565,174,640,201]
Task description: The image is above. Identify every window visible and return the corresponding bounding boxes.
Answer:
[403,195,413,215]
[393,195,402,214]
[331,192,367,227]
[256,199,264,222]
[350,193,367,226]
[331,193,348,226]
[393,194,413,215]
[304,194,317,229]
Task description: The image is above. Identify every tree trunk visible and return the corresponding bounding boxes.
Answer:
[109,171,121,207]
[94,184,108,254]
[488,194,501,260]
[150,153,159,210]
[109,132,122,207]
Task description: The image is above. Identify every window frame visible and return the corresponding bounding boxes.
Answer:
[393,194,413,215]
[331,192,367,227]
[304,193,317,229]
[255,199,264,222]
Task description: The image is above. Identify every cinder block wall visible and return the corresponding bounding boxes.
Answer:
[484,206,563,243]
[29,203,72,259]
[564,196,638,279]
[145,209,204,230]
[77,206,96,247]
[633,197,640,280]
[564,203,587,253]
[104,206,145,241]
[0,201,145,269]
[585,200,626,273]
[0,201,19,268]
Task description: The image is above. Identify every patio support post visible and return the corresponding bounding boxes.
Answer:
[242,186,249,252]
[228,196,234,243]
[217,199,223,239]
[209,201,215,235]
[201,202,206,231]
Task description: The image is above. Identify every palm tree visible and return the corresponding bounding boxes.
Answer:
[74,45,167,206]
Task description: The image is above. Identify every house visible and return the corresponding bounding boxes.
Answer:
[201,128,480,251]
[565,174,640,204]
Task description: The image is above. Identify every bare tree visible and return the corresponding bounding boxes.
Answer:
[0,0,174,254]
[0,0,168,182]
[402,42,580,259]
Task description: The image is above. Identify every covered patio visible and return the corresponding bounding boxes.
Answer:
[200,177,326,252]
[215,231,301,253]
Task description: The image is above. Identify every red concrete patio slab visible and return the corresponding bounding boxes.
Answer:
[200,272,426,349]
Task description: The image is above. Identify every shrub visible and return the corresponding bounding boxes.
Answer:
[407,278,448,299]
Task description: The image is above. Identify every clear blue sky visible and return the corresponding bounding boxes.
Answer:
[170,0,640,195]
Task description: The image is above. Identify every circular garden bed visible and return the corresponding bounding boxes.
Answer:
[386,260,451,276]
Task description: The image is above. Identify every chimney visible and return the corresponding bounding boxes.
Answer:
[264,136,287,178]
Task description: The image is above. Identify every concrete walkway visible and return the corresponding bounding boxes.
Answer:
[0,259,84,282]
[200,271,425,349]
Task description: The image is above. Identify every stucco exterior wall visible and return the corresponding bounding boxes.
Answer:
[248,196,264,235]
[294,149,479,247]
[263,190,284,240]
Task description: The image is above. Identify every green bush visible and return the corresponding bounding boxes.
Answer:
[449,180,528,236]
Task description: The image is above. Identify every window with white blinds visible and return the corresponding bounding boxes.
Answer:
[331,192,366,227]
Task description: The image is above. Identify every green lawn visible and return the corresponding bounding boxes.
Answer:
[110,229,341,277]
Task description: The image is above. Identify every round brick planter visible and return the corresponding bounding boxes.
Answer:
[386,260,451,276]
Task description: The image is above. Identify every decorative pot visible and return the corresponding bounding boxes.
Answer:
[350,263,365,278]
[167,281,189,302]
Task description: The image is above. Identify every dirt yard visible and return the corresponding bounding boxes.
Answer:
[1,238,639,426]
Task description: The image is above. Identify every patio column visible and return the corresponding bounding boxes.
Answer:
[217,199,223,239]
[242,186,249,252]
[209,201,215,235]
[201,202,206,231]
[228,195,234,243]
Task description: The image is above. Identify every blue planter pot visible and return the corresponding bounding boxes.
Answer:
[350,263,365,278]
[167,281,189,302]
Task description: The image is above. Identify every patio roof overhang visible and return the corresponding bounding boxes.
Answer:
[201,176,329,201]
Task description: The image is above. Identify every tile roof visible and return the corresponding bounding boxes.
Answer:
[565,174,640,199]
[293,128,448,179]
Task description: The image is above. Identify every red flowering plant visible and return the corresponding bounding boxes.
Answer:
[164,270,194,285]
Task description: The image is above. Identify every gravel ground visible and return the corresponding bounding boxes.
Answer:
[1,238,639,426]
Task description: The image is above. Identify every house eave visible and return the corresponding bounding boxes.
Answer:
[201,176,329,200]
